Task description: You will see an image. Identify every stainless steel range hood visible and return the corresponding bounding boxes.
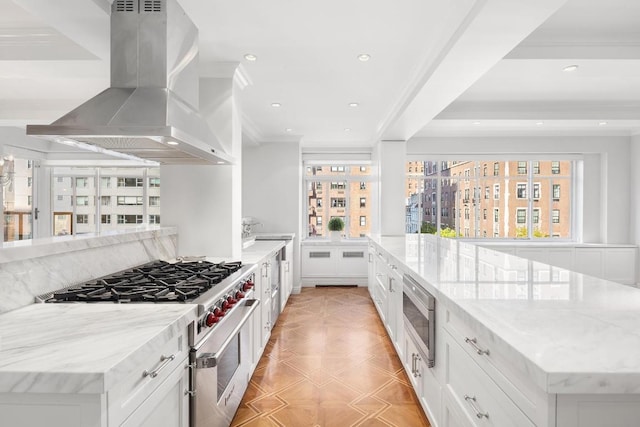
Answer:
[27,0,232,165]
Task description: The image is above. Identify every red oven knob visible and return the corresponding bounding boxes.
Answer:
[222,300,231,310]
[227,296,237,306]
[205,313,219,327]
[213,307,225,317]
[243,280,254,291]
[235,291,245,300]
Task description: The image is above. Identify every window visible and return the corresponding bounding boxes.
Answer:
[101,177,111,188]
[493,162,499,176]
[405,160,575,240]
[552,209,560,223]
[76,177,89,188]
[27,177,32,187]
[57,195,63,201]
[149,177,160,187]
[331,198,346,207]
[76,214,88,224]
[305,162,371,239]
[101,214,111,224]
[483,164,487,176]
[517,161,527,174]
[533,183,540,200]
[27,196,32,206]
[27,160,33,168]
[76,196,89,206]
[57,177,63,183]
[149,196,160,207]
[117,214,143,224]
[117,196,143,206]
[551,161,560,174]
[101,196,111,206]
[149,215,160,224]
[118,177,143,187]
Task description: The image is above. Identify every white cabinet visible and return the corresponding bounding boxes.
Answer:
[0,328,191,427]
[256,259,271,355]
[301,245,367,285]
[120,359,189,427]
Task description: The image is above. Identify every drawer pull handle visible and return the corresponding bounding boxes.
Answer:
[465,337,490,356]
[464,395,489,419]
[143,354,176,378]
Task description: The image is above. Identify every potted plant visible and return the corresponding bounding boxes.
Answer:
[327,217,344,241]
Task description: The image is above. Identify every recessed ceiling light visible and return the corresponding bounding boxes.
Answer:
[599,121,608,126]
[472,121,481,125]
[166,140,179,146]
[271,102,281,108]
[244,54,257,61]
[357,54,371,62]
[285,128,293,132]
[217,161,225,164]
[344,128,351,132]
[536,122,544,126]
[349,102,359,107]
[563,65,579,72]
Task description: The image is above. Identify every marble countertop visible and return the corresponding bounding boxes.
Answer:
[241,240,286,264]
[369,234,640,394]
[0,303,197,394]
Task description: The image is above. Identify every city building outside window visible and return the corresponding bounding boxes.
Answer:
[405,160,575,239]
[149,196,160,206]
[76,214,88,224]
[149,215,160,224]
[101,214,111,224]
[118,177,143,187]
[101,196,111,206]
[305,162,371,239]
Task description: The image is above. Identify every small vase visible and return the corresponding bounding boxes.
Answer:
[330,230,341,242]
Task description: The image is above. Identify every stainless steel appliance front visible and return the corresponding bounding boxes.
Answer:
[190,297,259,427]
[402,274,436,367]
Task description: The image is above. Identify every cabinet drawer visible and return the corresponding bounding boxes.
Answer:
[443,308,546,424]
[108,333,187,426]
[444,331,534,427]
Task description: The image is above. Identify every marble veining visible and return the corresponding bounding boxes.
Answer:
[369,234,640,394]
[0,303,196,394]
[0,228,177,314]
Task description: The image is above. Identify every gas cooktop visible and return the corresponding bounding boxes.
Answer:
[41,260,244,304]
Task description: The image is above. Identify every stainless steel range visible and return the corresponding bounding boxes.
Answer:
[39,259,260,427]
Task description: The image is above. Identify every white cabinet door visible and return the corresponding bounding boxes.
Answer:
[259,261,272,348]
[120,359,189,427]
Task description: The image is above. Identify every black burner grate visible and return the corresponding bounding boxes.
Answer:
[45,260,243,303]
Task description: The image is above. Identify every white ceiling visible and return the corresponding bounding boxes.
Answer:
[0,0,638,155]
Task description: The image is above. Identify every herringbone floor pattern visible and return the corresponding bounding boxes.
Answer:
[230,287,431,427]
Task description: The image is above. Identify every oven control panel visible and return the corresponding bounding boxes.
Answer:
[196,274,255,334]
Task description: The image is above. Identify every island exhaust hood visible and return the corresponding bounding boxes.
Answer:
[27,0,232,165]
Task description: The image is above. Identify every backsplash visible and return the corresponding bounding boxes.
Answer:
[0,228,177,314]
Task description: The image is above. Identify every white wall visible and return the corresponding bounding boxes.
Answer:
[378,140,407,235]
[630,134,640,283]
[242,141,302,291]
[408,136,631,244]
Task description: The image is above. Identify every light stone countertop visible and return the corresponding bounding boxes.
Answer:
[0,303,197,394]
[241,240,286,264]
[369,234,640,394]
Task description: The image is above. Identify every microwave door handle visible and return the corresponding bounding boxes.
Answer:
[195,300,260,369]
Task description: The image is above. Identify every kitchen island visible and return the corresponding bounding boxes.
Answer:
[369,234,640,427]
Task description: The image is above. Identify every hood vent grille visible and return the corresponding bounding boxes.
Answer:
[115,0,135,12]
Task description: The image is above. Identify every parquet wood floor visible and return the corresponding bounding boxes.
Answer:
[231,287,431,427]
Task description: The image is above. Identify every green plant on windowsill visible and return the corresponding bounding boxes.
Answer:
[327,217,344,241]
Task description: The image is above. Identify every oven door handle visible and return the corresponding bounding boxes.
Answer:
[195,299,260,369]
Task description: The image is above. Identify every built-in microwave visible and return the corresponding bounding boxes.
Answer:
[402,274,436,367]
